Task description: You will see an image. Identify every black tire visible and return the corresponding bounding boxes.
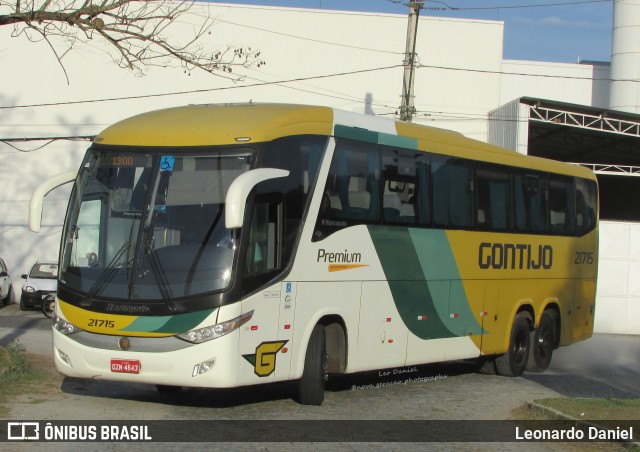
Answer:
[297,324,327,406]
[42,296,55,319]
[495,312,531,377]
[19,296,27,311]
[526,310,556,372]
[1,285,11,306]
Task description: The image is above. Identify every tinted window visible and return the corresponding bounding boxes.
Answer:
[549,175,576,235]
[432,156,472,228]
[476,166,511,230]
[514,173,548,233]
[576,178,598,236]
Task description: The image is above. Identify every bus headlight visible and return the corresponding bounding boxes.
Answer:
[177,311,254,344]
[53,315,81,335]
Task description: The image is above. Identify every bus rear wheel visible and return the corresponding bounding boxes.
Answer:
[297,324,327,406]
[526,310,556,372]
[495,312,531,377]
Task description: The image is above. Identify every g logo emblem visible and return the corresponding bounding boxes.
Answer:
[242,341,288,377]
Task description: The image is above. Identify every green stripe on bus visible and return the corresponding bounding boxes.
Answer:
[334,124,417,149]
[122,309,215,334]
[368,226,485,339]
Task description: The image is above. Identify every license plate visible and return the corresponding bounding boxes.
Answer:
[110,359,141,374]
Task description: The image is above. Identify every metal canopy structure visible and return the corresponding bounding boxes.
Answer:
[489,97,640,221]
[520,97,640,169]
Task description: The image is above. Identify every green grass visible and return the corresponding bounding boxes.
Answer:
[0,342,57,416]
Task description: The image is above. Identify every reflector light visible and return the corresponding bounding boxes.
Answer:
[57,349,72,367]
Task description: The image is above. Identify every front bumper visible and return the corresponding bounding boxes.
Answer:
[21,290,55,308]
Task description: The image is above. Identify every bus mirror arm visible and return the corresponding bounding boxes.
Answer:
[225,168,290,229]
[29,170,77,233]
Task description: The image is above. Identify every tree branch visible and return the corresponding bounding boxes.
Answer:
[1,0,265,80]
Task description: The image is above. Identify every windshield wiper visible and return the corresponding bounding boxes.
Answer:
[84,241,131,304]
[141,236,176,312]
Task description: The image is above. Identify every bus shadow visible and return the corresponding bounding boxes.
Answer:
[59,360,481,408]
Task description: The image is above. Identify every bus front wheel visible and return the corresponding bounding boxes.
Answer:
[526,310,556,372]
[495,312,531,377]
[297,324,327,406]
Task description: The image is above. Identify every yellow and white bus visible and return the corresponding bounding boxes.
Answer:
[30,104,598,405]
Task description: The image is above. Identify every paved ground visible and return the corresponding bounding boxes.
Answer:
[0,302,638,451]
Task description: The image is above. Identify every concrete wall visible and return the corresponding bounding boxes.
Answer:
[501,59,611,108]
[595,221,640,334]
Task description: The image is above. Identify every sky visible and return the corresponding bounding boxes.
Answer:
[213,0,615,63]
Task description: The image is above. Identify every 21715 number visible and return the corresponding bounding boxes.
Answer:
[88,318,115,328]
[574,252,594,265]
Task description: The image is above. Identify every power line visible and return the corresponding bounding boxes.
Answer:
[449,0,612,11]
[418,63,638,82]
[0,136,93,152]
[4,60,634,112]
[0,65,403,110]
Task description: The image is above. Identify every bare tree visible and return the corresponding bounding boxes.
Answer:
[0,0,264,82]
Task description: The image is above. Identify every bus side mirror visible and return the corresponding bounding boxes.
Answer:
[29,170,77,233]
[225,168,289,229]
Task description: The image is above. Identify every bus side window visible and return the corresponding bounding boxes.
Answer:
[475,166,511,231]
[514,173,548,233]
[432,157,472,228]
[549,175,575,235]
[313,140,380,240]
[575,178,597,236]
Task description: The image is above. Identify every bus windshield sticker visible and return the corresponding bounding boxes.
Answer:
[159,156,175,172]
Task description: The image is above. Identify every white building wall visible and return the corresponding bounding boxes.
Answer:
[0,2,634,335]
[500,59,610,108]
[596,221,640,334]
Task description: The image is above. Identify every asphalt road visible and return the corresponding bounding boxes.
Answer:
[0,302,638,451]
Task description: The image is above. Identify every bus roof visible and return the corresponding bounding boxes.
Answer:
[94,103,595,181]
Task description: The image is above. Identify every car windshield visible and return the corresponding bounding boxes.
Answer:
[30,264,58,279]
[59,147,253,302]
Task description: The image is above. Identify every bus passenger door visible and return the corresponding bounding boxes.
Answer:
[238,196,285,385]
[357,281,408,370]
[274,280,296,380]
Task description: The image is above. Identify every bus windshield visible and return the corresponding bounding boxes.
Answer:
[60,147,253,303]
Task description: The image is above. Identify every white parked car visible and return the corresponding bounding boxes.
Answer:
[20,261,58,311]
[0,258,12,306]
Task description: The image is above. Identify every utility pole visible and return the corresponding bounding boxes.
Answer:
[399,1,424,122]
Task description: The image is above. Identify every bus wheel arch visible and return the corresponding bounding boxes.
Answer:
[495,310,532,377]
[322,315,347,374]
